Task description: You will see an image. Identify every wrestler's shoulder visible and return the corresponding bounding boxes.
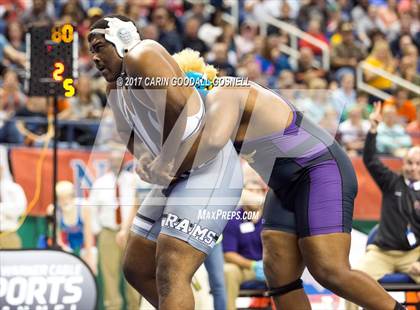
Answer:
[123,40,169,76]
[125,40,167,62]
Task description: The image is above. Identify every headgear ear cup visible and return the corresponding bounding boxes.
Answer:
[117,27,133,51]
[91,17,141,58]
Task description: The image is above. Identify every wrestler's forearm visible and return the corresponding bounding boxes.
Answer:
[182,91,240,168]
[174,135,222,175]
[194,145,221,165]
[127,134,151,159]
[174,92,238,174]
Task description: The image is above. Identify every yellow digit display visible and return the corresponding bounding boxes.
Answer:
[63,79,75,97]
[62,24,74,43]
[51,24,74,44]
[53,62,64,81]
[51,26,62,43]
[49,24,75,96]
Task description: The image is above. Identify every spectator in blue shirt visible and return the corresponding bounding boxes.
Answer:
[152,7,183,54]
[0,34,25,68]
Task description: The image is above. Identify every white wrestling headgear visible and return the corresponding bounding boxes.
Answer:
[90,17,141,58]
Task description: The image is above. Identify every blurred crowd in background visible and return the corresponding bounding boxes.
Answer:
[1,1,419,309]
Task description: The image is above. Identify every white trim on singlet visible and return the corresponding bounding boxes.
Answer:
[183,94,205,141]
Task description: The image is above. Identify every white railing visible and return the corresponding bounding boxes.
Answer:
[260,14,330,71]
[230,0,239,29]
[219,0,240,29]
[184,1,420,104]
[357,61,420,100]
[185,1,329,70]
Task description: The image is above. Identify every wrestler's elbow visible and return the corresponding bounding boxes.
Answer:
[205,135,229,152]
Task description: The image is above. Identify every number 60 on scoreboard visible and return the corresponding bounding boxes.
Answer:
[26,24,78,97]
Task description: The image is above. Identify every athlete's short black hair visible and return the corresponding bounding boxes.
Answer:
[90,14,135,30]
[88,14,138,41]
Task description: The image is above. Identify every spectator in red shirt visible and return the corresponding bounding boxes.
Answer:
[299,18,329,56]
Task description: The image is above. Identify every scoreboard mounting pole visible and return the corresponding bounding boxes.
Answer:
[52,94,59,248]
[26,24,78,248]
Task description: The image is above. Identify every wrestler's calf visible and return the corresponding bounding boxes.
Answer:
[122,233,159,307]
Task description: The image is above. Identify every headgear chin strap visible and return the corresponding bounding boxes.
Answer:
[91,17,141,58]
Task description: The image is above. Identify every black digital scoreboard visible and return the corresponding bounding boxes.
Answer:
[26,24,78,97]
